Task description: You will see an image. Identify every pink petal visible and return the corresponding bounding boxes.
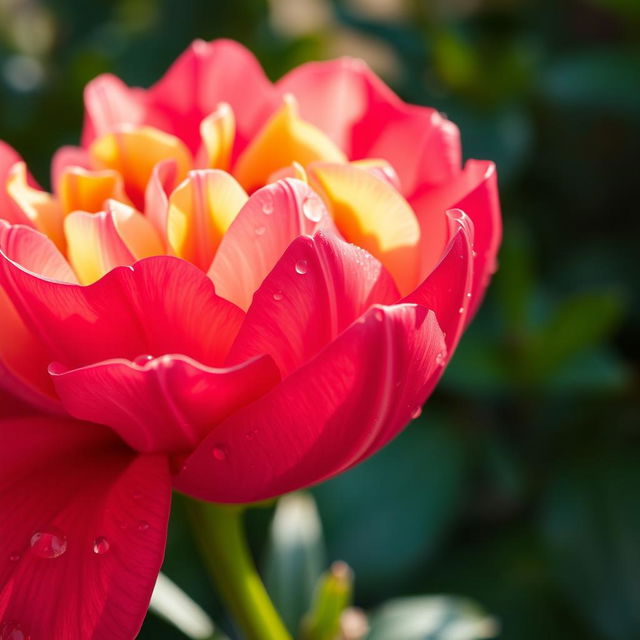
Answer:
[228,230,400,376]
[277,58,461,196]
[146,39,279,155]
[50,353,280,454]
[175,303,446,503]
[0,415,171,639]
[0,143,37,228]
[410,160,501,318]
[404,209,474,356]
[0,251,243,369]
[144,159,178,243]
[208,178,336,311]
[82,74,147,147]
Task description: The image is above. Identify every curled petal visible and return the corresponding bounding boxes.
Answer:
[229,230,400,375]
[57,166,130,215]
[0,252,243,368]
[208,178,335,311]
[144,159,178,243]
[50,146,91,191]
[175,304,446,503]
[50,353,280,454]
[411,160,501,317]
[0,415,171,640]
[196,102,236,170]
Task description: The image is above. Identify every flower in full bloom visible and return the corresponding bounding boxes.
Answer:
[0,40,500,637]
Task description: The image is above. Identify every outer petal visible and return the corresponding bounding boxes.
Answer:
[208,178,335,311]
[410,160,501,317]
[146,39,279,155]
[0,222,73,410]
[228,231,400,376]
[277,58,461,196]
[0,243,243,368]
[404,209,474,356]
[175,304,446,503]
[0,415,171,639]
[0,142,28,227]
[50,353,280,454]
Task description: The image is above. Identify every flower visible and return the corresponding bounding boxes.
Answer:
[0,40,500,637]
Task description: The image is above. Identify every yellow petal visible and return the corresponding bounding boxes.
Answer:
[350,158,401,189]
[308,162,421,294]
[167,170,248,270]
[89,126,192,206]
[197,103,236,171]
[65,202,163,284]
[234,95,347,192]
[58,166,130,215]
[6,163,65,250]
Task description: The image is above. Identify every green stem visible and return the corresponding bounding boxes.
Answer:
[186,499,292,640]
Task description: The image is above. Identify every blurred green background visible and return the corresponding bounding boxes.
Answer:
[1,0,638,638]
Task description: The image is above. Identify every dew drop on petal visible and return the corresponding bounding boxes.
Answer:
[30,530,67,559]
[255,225,266,236]
[262,195,274,215]
[436,352,445,366]
[92,536,110,555]
[294,259,308,275]
[212,445,228,461]
[133,354,153,365]
[411,407,423,420]
[137,520,150,532]
[272,290,284,301]
[302,196,323,222]
[458,307,465,314]
[0,622,30,640]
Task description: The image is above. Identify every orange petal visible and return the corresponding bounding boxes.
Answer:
[89,126,192,208]
[58,166,130,215]
[65,202,163,284]
[196,102,236,170]
[167,170,248,271]
[234,94,347,192]
[6,163,65,250]
[308,162,421,294]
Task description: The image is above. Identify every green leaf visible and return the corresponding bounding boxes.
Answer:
[366,596,498,640]
[313,422,467,597]
[264,492,326,634]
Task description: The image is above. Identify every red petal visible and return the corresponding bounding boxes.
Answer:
[50,353,280,454]
[0,249,243,368]
[277,58,461,196]
[146,39,279,155]
[228,230,400,376]
[175,304,445,503]
[208,178,336,311]
[410,160,501,317]
[0,415,171,639]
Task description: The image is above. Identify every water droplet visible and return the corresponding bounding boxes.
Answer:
[255,225,266,236]
[458,307,465,314]
[92,536,110,555]
[272,290,284,301]
[466,292,472,298]
[472,250,478,258]
[436,352,445,365]
[212,445,228,461]
[133,354,153,365]
[294,259,308,275]
[302,196,323,222]
[30,530,67,559]
[373,308,384,322]
[411,407,422,420]
[9,552,20,562]
[137,520,150,532]
[262,195,274,215]
[0,622,29,640]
